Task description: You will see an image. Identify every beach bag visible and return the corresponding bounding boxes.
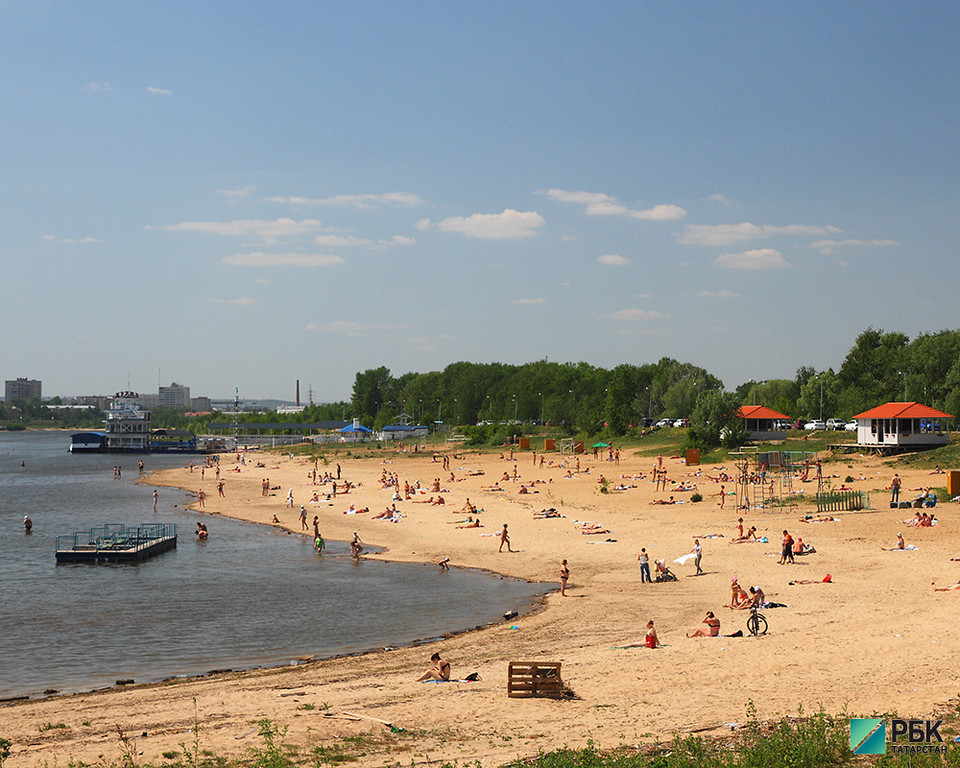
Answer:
[465,672,481,681]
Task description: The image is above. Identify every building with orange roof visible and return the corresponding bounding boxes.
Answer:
[851,402,953,450]
[738,405,791,441]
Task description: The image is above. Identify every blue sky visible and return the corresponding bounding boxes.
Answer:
[3,2,958,402]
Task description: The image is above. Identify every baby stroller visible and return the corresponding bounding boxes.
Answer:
[654,559,678,582]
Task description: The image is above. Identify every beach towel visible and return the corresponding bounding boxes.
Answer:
[674,552,697,566]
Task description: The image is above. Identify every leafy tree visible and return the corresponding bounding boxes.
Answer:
[351,366,393,423]
[837,327,910,412]
[687,390,746,450]
[797,369,841,420]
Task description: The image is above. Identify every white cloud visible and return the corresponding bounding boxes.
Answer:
[414,218,432,231]
[678,222,764,245]
[679,222,842,246]
[697,289,741,298]
[210,296,255,306]
[165,218,326,241]
[542,188,686,221]
[86,82,112,91]
[315,234,371,247]
[715,249,790,270]
[265,192,424,209]
[513,297,546,305]
[379,235,415,247]
[42,235,102,244]
[436,209,545,239]
[811,238,898,254]
[304,323,318,332]
[600,308,664,321]
[598,254,631,266]
[707,194,732,205]
[146,86,172,96]
[217,186,257,198]
[221,252,345,267]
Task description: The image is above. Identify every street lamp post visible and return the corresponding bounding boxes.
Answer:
[819,376,823,421]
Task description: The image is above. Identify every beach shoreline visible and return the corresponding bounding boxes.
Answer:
[4,442,960,767]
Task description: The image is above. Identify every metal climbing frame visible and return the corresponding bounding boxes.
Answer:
[730,448,817,514]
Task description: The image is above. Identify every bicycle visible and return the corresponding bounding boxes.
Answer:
[747,605,768,636]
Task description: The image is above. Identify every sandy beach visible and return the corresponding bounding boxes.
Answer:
[4,441,960,766]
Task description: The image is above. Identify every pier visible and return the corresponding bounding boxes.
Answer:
[56,523,177,563]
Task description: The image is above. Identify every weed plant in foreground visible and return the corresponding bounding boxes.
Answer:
[499,709,958,768]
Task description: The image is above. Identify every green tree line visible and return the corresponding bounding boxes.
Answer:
[349,327,960,436]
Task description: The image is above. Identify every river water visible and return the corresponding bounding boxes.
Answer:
[0,431,547,699]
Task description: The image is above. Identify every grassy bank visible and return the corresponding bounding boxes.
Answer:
[7,707,957,768]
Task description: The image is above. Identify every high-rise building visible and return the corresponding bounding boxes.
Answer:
[5,378,41,401]
[158,382,190,409]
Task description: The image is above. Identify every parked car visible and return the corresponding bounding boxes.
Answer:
[656,419,673,428]
[673,418,689,428]
[825,418,845,430]
[844,421,858,431]
[804,420,827,430]
[773,420,792,431]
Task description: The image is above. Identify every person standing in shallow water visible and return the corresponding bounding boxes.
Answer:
[560,559,570,596]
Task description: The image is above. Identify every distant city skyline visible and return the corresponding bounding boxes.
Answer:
[4,3,958,401]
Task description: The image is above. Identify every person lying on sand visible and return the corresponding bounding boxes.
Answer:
[793,537,816,555]
[731,526,758,543]
[534,508,562,518]
[687,611,720,638]
[650,496,676,505]
[456,517,482,528]
[881,533,907,551]
[724,579,751,609]
[416,652,451,682]
[617,620,661,649]
[800,515,840,523]
[934,580,960,591]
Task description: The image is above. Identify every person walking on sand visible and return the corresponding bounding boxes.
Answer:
[286,488,294,508]
[891,473,901,504]
[693,539,703,574]
[780,530,794,564]
[299,505,308,530]
[499,523,512,552]
[717,484,726,510]
[638,547,652,583]
[560,559,570,596]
